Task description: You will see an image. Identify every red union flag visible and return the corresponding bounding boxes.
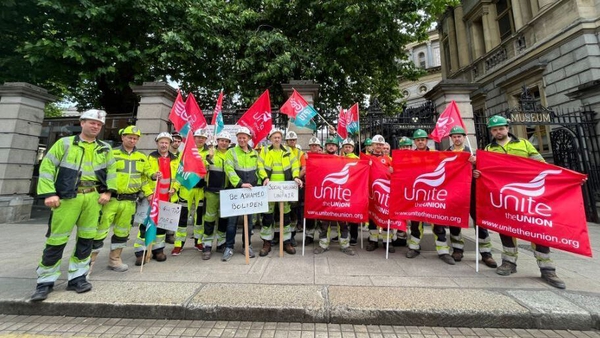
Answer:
[168,91,187,132]
[336,107,348,139]
[237,90,272,145]
[476,151,591,257]
[390,150,472,227]
[184,93,208,131]
[429,100,467,142]
[360,154,406,231]
[304,153,369,223]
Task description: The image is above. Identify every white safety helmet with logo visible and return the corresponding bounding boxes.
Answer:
[194,129,208,138]
[236,126,252,137]
[285,131,298,140]
[268,128,284,139]
[372,134,385,144]
[342,138,355,147]
[80,109,106,124]
[216,131,232,141]
[308,136,321,147]
[155,132,173,142]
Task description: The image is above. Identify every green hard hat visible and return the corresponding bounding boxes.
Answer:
[325,136,339,146]
[364,138,372,146]
[449,126,466,135]
[487,115,509,128]
[412,129,428,139]
[398,136,413,146]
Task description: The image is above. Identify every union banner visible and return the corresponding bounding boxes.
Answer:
[304,153,369,223]
[361,153,406,231]
[390,150,472,227]
[476,151,591,257]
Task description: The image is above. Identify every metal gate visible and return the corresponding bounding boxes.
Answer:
[362,99,437,149]
[474,87,600,222]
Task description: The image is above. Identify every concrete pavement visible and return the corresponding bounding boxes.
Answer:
[1,208,599,330]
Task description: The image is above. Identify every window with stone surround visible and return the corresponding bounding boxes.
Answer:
[496,0,514,41]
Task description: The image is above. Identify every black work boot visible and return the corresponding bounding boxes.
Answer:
[496,261,517,276]
[541,269,566,289]
[66,276,92,293]
[30,283,54,302]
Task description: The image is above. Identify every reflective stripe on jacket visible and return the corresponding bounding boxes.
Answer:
[37,135,116,199]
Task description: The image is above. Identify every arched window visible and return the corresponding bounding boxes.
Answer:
[418,52,426,68]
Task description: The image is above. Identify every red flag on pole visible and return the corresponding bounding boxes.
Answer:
[337,107,348,139]
[184,93,207,131]
[168,91,187,132]
[280,89,304,118]
[429,100,467,142]
[211,91,224,125]
[476,151,591,257]
[236,90,272,145]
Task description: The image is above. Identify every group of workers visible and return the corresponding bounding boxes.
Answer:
[30,111,567,302]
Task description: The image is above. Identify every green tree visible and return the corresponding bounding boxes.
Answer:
[1,0,455,118]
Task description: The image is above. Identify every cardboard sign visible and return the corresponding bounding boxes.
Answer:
[133,198,150,225]
[267,181,299,202]
[220,186,269,217]
[156,201,182,232]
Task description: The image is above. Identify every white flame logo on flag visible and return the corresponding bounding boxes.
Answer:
[323,162,358,185]
[500,169,563,197]
[372,178,390,193]
[413,156,458,188]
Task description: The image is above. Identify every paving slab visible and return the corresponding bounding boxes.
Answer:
[327,286,533,328]
[187,284,328,322]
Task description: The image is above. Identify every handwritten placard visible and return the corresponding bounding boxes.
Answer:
[267,181,298,202]
[133,198,150,224]
[220,186,269,217]
[157,201,182,231]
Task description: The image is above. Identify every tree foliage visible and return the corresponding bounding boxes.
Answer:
[1,0,454,119]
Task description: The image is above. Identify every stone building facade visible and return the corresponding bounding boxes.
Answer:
[399,30,443,107]
[439,0,599,132]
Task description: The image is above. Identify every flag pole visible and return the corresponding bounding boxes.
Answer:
[385,220,390,260]
[244,215,250,265]
[302,218,306,256]
[465,132,479,272]
[279,202,284,257]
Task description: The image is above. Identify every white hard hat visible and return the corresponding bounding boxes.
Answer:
[372,134,385,144]
[296,144,302,150]
[155,132,173,142]
[194,129,208,138]
[285,131,298,140]
[342,138,355,147]
[236,126,252,137]
[216,131,232,141]
[308,136,321,146]
[268,128,284,139]
[80,109,106,124]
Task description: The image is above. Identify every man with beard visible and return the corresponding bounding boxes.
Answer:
[474,115,565,289]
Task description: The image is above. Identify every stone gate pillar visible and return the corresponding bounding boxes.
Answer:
[281,80,320,149]
[132,82,177,154]
[424,80,480,149]
[0,82,56,223]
